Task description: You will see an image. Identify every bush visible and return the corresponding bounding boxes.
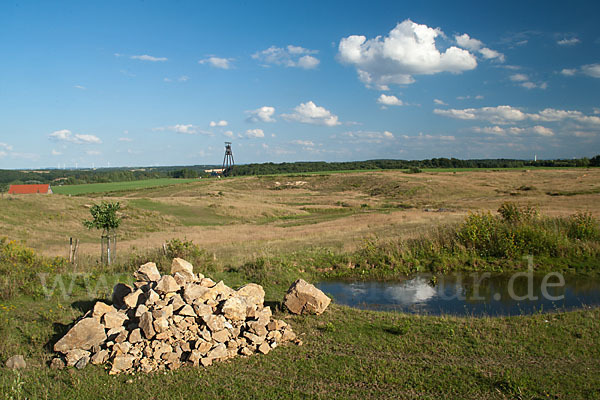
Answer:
[458,210,561,258]
[568,212,599,240]
[164,238,203,259]
[497,202,538,224]
[0,238,67,300]
[163,238,215,273]
[457,212,499,257]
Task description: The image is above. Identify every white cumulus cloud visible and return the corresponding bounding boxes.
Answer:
[252,45,320,69]
[377,94,403,106]
[245,129,265,138]
[456,33,505,62]
[246,106,276,123]
[130,54,167,62]
[433,99,447,105]
[561,68,577,76]
[531,125,554,136]
[291,140,315,146]
[472,125,553,136]
[169,124,195,134]
[198,57,233,69]
[210,120,228,127]
[338,19,478,89]
[510,73,529,82]
[455,33,483,51]
[557,37,580,46]
[437,105,600,130]
[282,101,340,126]
[297,55,320,69]
[49,129,102,144]
[509,73,545,89]
[153,124,212,135]
[478,47,504,61]
[582,64,600,78]
[530,108,600,125]
[434,105,528,124]
[472,126,506,135]
[340,130,396,143]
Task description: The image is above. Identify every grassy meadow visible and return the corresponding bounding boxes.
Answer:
[1,168,599,398]
[51,178,199,196]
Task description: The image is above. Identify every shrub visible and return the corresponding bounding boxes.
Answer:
[457,212,499,257]
[568,212,599,240]
[457,210,559,258]
[164,238,202,259]
[163,238,215,273]
[0,238,67,300]
[497,202,538,224]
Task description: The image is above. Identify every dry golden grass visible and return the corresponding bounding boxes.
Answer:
[1,168,599,263]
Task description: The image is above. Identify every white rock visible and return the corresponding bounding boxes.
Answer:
[221,297,247,321]
[155,275,180,294]
[123,289,144,308]
[171,258,196,281]
[102,311,128,330]
[283,278,331,315]
[134,262,161,282]
[5,355,26,369]
[54,318,107,353]
[236,283,265,307]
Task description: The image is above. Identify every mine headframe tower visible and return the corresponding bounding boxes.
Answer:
[222,142,234,176]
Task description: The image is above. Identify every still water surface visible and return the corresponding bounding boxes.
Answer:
[316,273,600,316]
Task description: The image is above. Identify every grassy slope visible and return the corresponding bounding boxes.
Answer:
[52,178,199,195]
[3,168,600,259]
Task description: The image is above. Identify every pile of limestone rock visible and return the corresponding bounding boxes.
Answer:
[51,258,300,374]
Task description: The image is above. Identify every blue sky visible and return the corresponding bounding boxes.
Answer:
[1,0,599,169]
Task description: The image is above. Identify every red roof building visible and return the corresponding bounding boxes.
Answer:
[8,184,53,194]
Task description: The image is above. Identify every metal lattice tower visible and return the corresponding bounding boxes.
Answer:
[222,142,234,176]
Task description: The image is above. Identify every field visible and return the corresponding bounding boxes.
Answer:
[51,178,199,196]
[1,168,599,398]
[2,168,599,262]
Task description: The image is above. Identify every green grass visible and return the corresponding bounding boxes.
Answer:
[0,233,599,398]
[0,199,599,398]
[128,198,234,226]
[0,275,598,399]
[52,179,199,195]
[256,207,359,227]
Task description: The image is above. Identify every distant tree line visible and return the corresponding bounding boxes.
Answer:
[229,155,600,176]
[0,166,211,192]
[0,156,598,192]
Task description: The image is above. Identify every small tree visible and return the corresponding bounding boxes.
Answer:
[83,201,121,265]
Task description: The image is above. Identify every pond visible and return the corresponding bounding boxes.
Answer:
[316,272,600,316]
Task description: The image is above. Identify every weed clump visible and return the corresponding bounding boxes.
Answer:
[568,211,599,240]
[0,238,67,300]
